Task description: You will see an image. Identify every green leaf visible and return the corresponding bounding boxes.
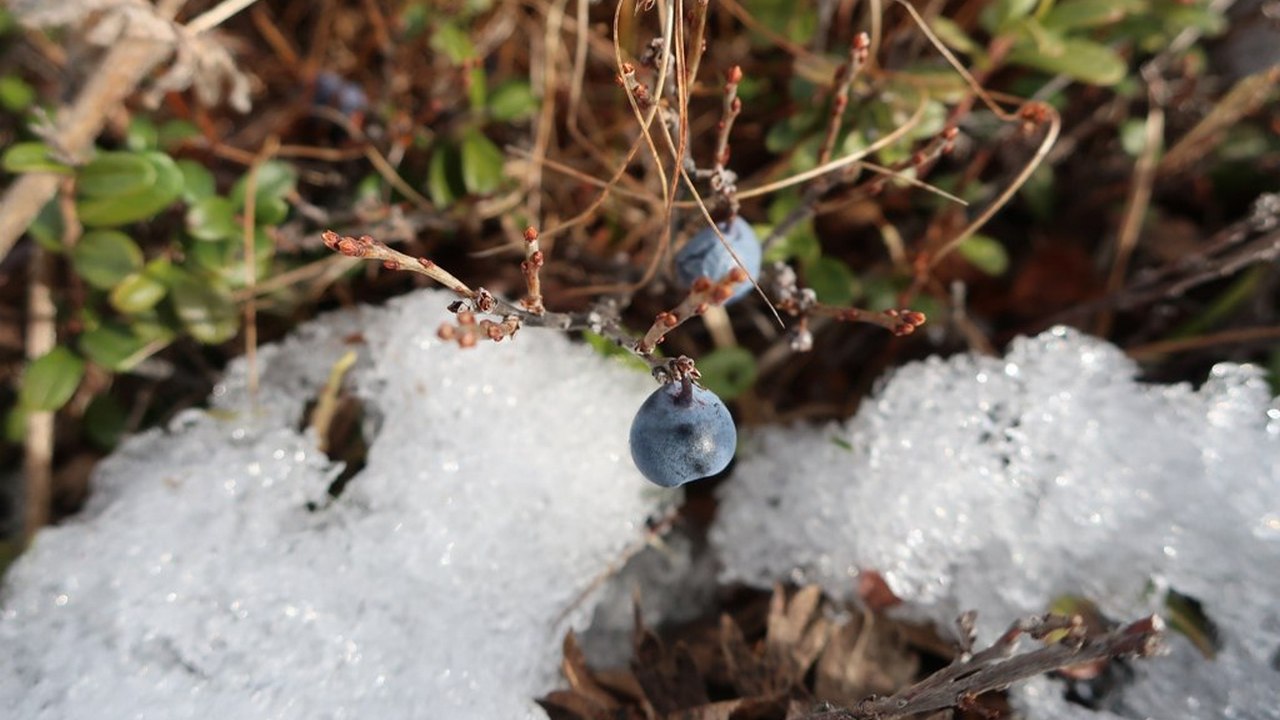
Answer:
[168,271,238,344]
[957,234,1010,275]
[187,196,239,241]
[431,23,474,64]
[0,75,35,112]
[2,142,72,174]
[1119,118,1149,156]
[1042,0,1143,30]
[981,0,1041,34]
[72,230,144,289]
[763,198,821,266]
[805,256,860,306]
[231,160,297,226]
[460,130,505,195]
[126,117,159,151]
[469,66,487,112]
[1007,36,1127,86]
[110,270,168,314]
[78,151,157,198]
[5,406,26,444]
[177,159,217,203]
[84,393,127,450]
[581,330,651,372]
[29,199,66,253]
[488,80,537,122]
[77,151,184,227]
[696,347,758,401]
[20,347,85,412]
[427,144,464,207]
[79,324,161,372]
[158,120,201,150]
[930,16,979,54]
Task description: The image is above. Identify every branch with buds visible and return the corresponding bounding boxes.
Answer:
[767,262,925,352]
[808,612,1165,720]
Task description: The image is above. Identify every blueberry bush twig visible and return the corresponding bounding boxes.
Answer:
[806,612,1165,720]
[321,229,736,367]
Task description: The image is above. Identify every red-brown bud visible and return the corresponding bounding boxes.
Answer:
[726,65,743,85]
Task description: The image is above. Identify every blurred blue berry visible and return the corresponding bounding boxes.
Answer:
[674,216,761,304]
[629,379,737,488]
[315,71,368,117]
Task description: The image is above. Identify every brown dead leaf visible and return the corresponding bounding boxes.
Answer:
[814,609,919,703]
[633,603,712,715]
[765,585,831,679]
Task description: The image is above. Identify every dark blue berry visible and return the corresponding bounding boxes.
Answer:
[629,379,737,488]
[674,216,762,304]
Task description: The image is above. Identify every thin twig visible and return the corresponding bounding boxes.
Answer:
[808,613,1165,720]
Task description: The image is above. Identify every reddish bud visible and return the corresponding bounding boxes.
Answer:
[523,226,539,243]
[726,65,743,85]
[657,311,678,328]
[322,230,341,250]
[383,260,400,270]
[711,285,732,303]
[693,302,709,315]
[726,267,748,283]
[853,32,870,51]
[459,333,477,349]
[691,277,713,293]
[457,310,476,326]
[437,324,456,340]
[529,250,544,268]
[418,257,436,269]
[730,97,741,114]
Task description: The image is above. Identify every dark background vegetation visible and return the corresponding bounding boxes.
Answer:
[0,1,1275,709]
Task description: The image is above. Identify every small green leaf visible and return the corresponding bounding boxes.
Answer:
[1042,0,1142,30]
[488,80,537,122]
[20,347,85,412]
[2,142,72,174]
[981,0,1041,34]
[84,393,127,450]
[177,159,217,203]
[930,16,979,54]
[231,160,297,226]
[805,256,860,306]
[1119,118,1149,157]
[431,23,474,64]
[110,270,168,314]
[29,199,66,253]
[5,406,26,444]
[77,152,184,227]
[72,230,144,289]
[168,271,238,344]
[582,330,651,372]
[79,151,157,198]
[158,120,201,149]
[187,196,239,241]
[126,117,159,151]
[957,234,1010,275]
[79,324,162,372]
[427,144,464,207]
[697,347,758,401]
[0,75,35,112]
[1007,36,1127,86]
[460,130,505,195]
[469,66,487,112]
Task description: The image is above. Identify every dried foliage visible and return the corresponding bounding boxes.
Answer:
[541,586,1164,720]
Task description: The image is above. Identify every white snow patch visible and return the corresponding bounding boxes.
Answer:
[0,291,666,720]
[712,327,1280,719]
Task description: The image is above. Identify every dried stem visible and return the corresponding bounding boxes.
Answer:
[808,613,1165,720]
